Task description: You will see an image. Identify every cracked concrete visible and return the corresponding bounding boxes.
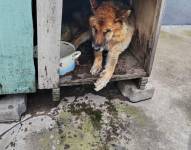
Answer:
[0,26,191,150]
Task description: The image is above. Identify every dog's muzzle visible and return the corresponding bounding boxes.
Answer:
[92,43,104,52]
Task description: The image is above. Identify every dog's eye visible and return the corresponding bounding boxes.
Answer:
[104,29,112,34]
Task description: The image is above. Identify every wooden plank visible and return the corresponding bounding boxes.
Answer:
[37,0,63,89]
[130,0,164,75]
[0,0,35,95]
[60,51,146,86]
[145,0,166,75]
[130,0,158,65]
[60,70,146,86]
[131,0,166,76]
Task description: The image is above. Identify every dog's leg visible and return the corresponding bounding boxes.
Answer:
[94,51,120,91]
[90,51,103,75]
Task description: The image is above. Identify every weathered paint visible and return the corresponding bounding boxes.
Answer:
[37,0,63,89]
[0,0,35,94]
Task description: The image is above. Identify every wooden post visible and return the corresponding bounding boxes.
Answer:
[145,0,166,75]
[138,77,148,90]
[37,0,63,90]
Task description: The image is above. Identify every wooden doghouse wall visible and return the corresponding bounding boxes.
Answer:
[0,0,35,95]
[37,0,63,89]
[131,0,165,75]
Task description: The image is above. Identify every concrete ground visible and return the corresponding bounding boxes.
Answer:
[0,26,191,150]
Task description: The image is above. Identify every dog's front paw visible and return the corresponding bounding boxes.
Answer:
[90,64,102,75]
[94,70,110,91]
[94,77,109,91]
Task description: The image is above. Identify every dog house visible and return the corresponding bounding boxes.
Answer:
[36,0,165,101]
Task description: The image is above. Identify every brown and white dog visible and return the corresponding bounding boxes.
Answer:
[73,0,135,91]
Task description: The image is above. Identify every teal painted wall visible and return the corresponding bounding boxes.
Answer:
[0,0,36,94]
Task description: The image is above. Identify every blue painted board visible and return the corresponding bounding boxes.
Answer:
[0,0,35,94]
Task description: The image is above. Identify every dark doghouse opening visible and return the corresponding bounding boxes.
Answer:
[59,0,152,86]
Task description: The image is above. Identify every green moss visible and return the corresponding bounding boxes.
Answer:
[114,101,148,126]
[57,111,72,124]
[68,102,102,129]
[104,101,118,117]
[61,125,101,149]
[56,110,102,150]
[82,115,94,133]
[37,98,147,149]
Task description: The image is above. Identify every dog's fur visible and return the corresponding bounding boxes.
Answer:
[73,0,135,91]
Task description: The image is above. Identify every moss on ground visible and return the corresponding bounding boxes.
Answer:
[56,111,102,150]
[114,101,148,126]
[36,95,150,150]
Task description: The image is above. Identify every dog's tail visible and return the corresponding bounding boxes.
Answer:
[72,31,91,49]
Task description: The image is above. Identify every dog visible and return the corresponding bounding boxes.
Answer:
[73,0,135,91]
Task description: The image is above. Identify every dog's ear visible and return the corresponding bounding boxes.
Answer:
[115,9,132,23]
[121,9,132,18]
[90,0,98,14]
[89,16,96,26]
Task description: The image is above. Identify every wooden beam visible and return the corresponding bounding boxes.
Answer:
[60,51,146,86]
[37,0,63,89]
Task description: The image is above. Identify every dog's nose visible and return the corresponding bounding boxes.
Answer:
[92,43,101,50]
[94,46,101,51]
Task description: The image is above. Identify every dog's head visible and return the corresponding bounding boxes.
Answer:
[89,0,131,51]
